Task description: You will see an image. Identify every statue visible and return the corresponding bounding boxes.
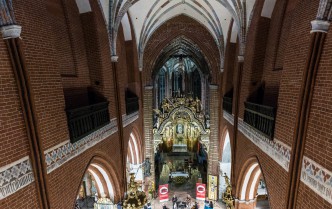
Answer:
[144,158,151,177]
[224,173,230,186]
[222,173,234,209]
[190,100,197,112]
[153,109,164,118]
[205,115,210,129]
[195,97,202,113]
[162,100,171,113]
[123,173,147,209]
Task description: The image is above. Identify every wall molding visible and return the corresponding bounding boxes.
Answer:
[223,112,290,171]
[301,156,332,205]
[237,118,291,171]
[44,118,118,174]
[0,156,34,200]
[223,110,234,125]
[122,111,139,128]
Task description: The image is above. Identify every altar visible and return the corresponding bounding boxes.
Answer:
[153,96,210,154]
[169,171,189,178]
[172,144,188,152]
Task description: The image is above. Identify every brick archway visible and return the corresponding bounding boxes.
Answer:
[126,128,144,183]
[219,127,232,199]
[127,129,143,165]
[74,156,122,208]
[235,158,269,209]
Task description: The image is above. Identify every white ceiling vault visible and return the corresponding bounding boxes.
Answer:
[77,0,277,71]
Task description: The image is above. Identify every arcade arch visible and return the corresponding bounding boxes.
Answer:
[126,131,144,184]
[75,157,121,209]
[219,129,232,199]
[235,159,269,209]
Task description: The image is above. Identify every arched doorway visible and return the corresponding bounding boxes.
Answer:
[127,131,144,189]
[75,158,120,209]
[235,159,270,209]
[219,129,232,199]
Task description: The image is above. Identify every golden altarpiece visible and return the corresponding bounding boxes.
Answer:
[153,96,210,154]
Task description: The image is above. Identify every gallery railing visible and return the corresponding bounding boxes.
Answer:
[223,96,233,114]
[244,101,276,139]
[66,101,110,143]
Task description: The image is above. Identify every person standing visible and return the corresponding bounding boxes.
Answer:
[172,194,178,208]
[185,195,191,208]
[204,198,209,209]
[194,202,199,209]
[117,201,122,209]
[209,201,213,209]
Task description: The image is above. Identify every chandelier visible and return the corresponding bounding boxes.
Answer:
[123,173,147,209]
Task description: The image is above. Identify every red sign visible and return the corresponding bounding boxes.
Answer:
[159,184,169,202]
[196,183,206,200]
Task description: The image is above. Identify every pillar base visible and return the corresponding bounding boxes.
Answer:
[1,25,22,39]
[235,199,257,209]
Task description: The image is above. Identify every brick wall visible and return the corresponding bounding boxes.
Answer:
[0,0,144,208]
[220,0,332,208]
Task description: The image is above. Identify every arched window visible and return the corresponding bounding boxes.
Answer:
[192,69,201,99]
[158,70,166,105]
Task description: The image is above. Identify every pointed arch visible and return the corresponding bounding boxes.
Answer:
[235,157,270,209]
[74,155,122,208]
[219,127,232,199]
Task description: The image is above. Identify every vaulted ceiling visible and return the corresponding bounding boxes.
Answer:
[76,0,277,70]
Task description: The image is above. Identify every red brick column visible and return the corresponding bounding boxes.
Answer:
[235,200,256,209]
[208,84,220,176]
[231,56,244,192]
[111,56,127,194]
[286,15,331,209]
[1,24,50,208]
[143,86,155,189]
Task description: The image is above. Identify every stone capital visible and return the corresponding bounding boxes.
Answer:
[311,20,330,33]
[238,55,245,63]
[209,84,218,90]
[111,56,119,62]
[1,25,22,39]
[144,85,153,90]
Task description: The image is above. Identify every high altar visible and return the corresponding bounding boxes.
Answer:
[153,96,210,153]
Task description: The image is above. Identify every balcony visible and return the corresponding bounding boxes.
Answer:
[66,102,110,143]
[125,89,139,115]
[244,102,276,139]
[223,96,233,114]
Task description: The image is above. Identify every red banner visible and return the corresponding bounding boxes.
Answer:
[196,183,206,200]
[159,184,169,202]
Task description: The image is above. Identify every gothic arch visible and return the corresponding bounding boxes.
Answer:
[74,155,122,208]
[219,127,232,199]
[127,129,143,165]
[126,127,144,183]
[235,157,270,209]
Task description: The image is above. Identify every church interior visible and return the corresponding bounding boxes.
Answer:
[0,0,331,209]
